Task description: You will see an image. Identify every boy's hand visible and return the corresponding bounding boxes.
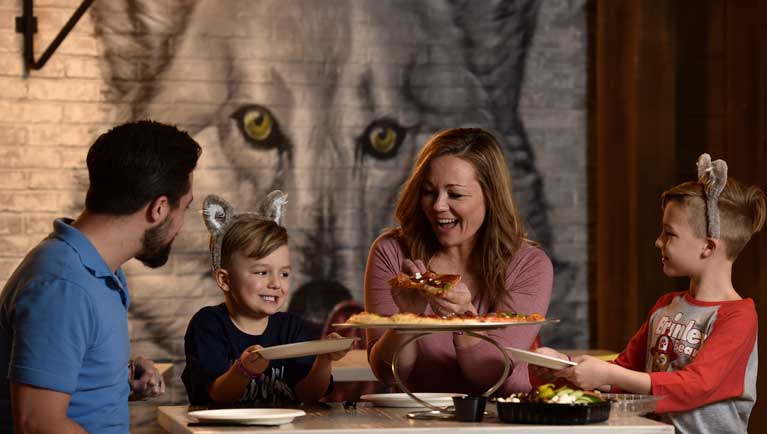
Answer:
[240,345,269,375]
[319,332,353,361]
[535,347,570,360]
[554,355,611,390]
[391,259,429,314]
[129,356,165,400]
[529,347,570,380]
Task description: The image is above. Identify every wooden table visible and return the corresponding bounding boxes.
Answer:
[332,350,378,382]
[158,404,673,434]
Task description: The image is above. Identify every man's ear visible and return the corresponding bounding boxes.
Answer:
[146,196,170,224]
[214,268,230,293]
[701,237,721,258]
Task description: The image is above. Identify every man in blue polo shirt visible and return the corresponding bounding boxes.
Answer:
[0,121,201,434]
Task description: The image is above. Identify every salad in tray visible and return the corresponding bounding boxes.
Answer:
[498,383,606,405]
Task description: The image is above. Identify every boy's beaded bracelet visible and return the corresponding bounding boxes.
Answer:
[234,359,262,380]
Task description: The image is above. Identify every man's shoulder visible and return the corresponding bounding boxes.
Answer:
[1,237,94,302]
[18,236,89,280]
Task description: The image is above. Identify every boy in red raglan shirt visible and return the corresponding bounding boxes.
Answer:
[537,154,764,434]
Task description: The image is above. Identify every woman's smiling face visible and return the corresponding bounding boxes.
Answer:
[420,155,486,251]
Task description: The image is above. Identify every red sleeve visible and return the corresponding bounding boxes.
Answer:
[650,301,758,413]
[611,322,648,371]
[611,293,680,373]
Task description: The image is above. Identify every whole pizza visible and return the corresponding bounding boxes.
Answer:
[346,311,546,326]
[372,270,546,326]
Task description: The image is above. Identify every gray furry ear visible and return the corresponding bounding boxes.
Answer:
[258,190,288,225]
[203,195,235,236]
[203,195,235,269]
[696,153,728,238]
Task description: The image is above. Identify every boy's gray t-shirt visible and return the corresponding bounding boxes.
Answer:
[617,292,758,434]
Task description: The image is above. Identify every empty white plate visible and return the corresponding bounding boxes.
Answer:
[360,392,466,408]
[254,338,355,360]
[505,347,577,370]
[188,408,306,426]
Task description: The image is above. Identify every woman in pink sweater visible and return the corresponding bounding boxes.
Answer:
[365,128,553,396]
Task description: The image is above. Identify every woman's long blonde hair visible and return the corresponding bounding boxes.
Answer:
[390,128,530,307]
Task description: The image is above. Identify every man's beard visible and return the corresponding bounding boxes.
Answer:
[135,217,174,268]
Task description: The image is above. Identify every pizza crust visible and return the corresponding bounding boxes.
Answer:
[346,311,545,325]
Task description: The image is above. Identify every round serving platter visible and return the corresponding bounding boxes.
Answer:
[332,318,559,332]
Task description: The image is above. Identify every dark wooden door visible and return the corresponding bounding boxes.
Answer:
[590,1,767,432]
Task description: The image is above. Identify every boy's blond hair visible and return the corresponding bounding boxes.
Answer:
[219,214,288,269]
[661,178,766,258]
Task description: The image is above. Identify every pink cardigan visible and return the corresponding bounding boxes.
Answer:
[364,234,553,396]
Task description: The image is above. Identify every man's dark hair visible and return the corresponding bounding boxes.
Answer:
[85,120,202,214]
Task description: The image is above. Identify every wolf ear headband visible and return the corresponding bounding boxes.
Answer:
[202,190,288,269]
[696,153,728,238]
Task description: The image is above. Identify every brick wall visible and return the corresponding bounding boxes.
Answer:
[520,0,589,347]
[0,1,587,432]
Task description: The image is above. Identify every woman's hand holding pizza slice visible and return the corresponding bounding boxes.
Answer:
[388,260,475,317]
[428,281,476,317]
[390,259,430,314]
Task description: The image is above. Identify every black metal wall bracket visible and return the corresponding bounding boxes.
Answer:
[15,0,96,76]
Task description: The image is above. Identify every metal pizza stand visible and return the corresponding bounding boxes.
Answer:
[333,318,560,420]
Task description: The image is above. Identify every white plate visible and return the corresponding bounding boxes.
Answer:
[360,392,466,408]
[505,347,577,370]
[334,318,558,332]
[254,338,355,360]
[188,408,306,426]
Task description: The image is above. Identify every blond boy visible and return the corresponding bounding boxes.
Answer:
[540,156,764,434]
[182,194,349,407]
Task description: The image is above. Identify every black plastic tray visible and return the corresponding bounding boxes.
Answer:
[496,400,611,424]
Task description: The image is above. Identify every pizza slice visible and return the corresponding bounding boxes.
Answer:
[387,271,461,296]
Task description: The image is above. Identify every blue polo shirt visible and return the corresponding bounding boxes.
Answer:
[0,218,131,434]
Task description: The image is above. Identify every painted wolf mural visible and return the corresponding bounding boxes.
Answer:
[90,0,583,360]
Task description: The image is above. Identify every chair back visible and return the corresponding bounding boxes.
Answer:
[321,299,366,349]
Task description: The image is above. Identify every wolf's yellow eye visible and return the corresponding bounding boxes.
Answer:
[232,104,287,151]
[243,108,273,141]
[369,126,398,154]
[357,118,406,160]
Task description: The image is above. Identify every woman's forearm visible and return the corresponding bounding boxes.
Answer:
[369,329,419,384]
[452,330,486,350]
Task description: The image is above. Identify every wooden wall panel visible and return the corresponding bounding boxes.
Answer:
[591,0,767,432]
[723,2,767,432]
[591,0,678,350]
